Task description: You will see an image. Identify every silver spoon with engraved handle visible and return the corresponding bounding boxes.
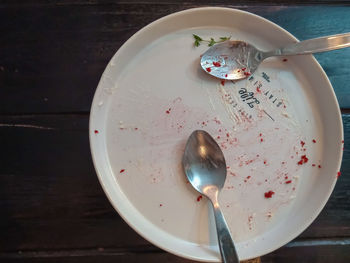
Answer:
[201,32,350,80]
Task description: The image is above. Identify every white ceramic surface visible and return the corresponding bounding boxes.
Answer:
[89,7,343,261]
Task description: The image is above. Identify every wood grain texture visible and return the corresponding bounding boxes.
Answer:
[1,0,350,6]
[0,5,349,114]
[0,243,349,263]
[0,114,349,253]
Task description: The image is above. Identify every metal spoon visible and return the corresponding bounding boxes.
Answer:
[182,130,239,263]
[201,32,350,80]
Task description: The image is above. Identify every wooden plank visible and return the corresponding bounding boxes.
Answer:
[0,242,349,263]
[0,113,349,252]
[1,0,349,6]
[0,5,349,114]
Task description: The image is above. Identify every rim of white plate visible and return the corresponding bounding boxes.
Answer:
[89,7,343,261]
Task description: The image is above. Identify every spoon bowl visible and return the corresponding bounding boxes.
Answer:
[200,40,260,80]
[182,130,227,192]
[182,130,239,263]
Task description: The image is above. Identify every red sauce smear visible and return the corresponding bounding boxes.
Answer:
[264,191,275,198]
[312,164,316,167]
[241,67,246,71]
[297,155,309,165]
[213,61,221,67]
[120,169,125,173]
[206,67,211,72]
[197,195,203,202]
[285,180,292,184]
[94,130,99,134]
[244,72,251,76]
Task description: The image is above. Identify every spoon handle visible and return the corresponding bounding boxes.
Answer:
[212,203,239,263]
[266,32,350,57]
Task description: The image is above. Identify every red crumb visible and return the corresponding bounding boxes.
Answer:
[244,72,251,76]
[259,133,262,137]
[260,138,264,142]
[241,67,246,71]
[312,164,316,167]
[221,80,225,86]
[318,165,322,168]
[159,204,163,207]
[300,141,305,147]
[247,176,251,179]
[165,108,171,114]
[134,128,138,130]
[342,140,344,143]
[206,67,211,72]
[312,139,316,143]
[213,61,221,67]
[283,58,288,62]
[120,169,125,173]
[217,136,220,139]
[225,74,228,77]
[285,180,292,184]
[264,191,275,198]
[94,130,99,134]
[197,195,203,202]
[226,133,230,137]
[337,171,341,178]
[257,87,261,93]
[264,160,267,165]
[297,155,308,165]
[285,176,288,179]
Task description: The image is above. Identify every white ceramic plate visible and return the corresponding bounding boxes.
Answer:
[89,7,343,261]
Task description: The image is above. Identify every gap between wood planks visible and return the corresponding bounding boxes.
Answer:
[0,238,349,258]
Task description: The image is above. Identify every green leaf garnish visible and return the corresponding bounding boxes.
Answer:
[193,34,231,47]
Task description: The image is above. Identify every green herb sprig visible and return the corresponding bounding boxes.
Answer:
[193,34,231,47]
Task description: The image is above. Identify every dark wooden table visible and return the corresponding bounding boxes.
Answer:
[1,1,350,262]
